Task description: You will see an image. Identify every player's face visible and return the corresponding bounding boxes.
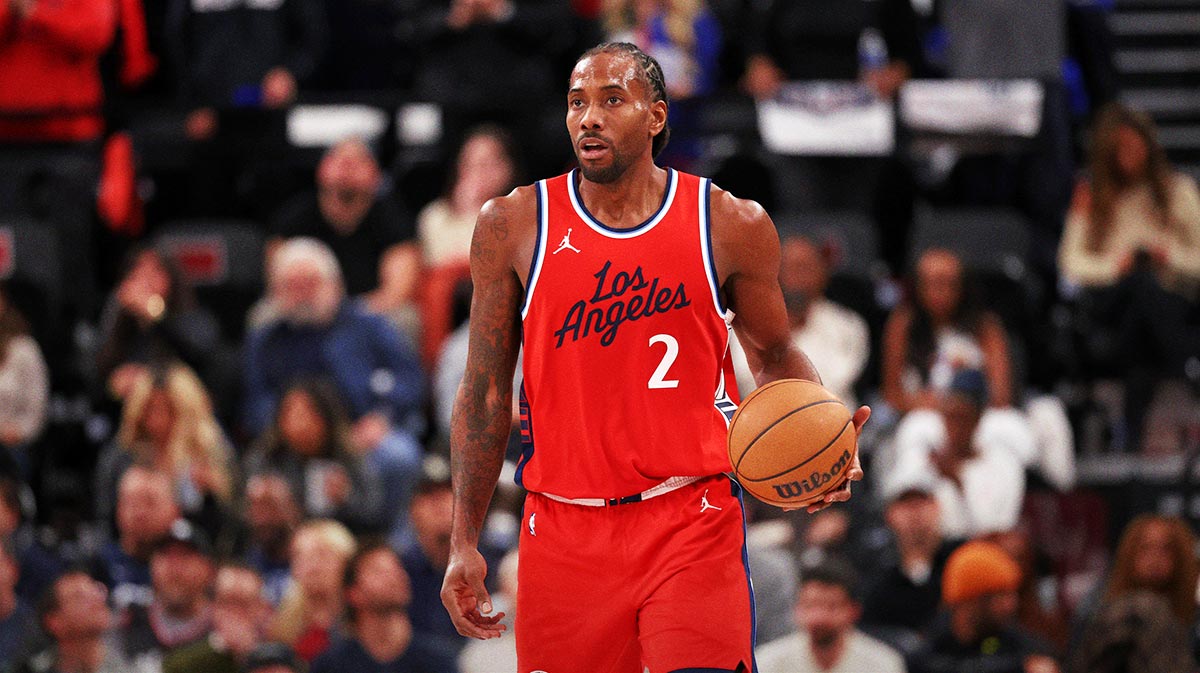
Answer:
[567,53,667,184]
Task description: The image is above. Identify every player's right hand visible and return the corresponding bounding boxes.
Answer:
[441,546,507,640]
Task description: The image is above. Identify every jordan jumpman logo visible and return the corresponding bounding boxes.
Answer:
[553,228,581,254]
[700,489,722,513]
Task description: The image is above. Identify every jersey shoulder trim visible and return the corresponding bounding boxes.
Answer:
[520,179,550,319]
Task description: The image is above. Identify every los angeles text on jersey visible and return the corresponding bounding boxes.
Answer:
[552,259,691,348]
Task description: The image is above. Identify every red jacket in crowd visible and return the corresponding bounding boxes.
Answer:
[0,0,117,142]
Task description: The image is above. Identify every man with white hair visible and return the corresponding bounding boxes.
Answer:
[244,237,426,528]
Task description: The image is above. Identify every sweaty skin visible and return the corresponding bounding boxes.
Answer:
[441,49,869,641]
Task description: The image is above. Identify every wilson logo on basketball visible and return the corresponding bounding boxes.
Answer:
[553,260,691,348]
[771,448,853,500]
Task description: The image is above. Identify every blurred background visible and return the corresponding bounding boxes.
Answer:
[0,0,1198,671]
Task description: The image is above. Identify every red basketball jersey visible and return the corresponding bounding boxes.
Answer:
[517,168,739,498]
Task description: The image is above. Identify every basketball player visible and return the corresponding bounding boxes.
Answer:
[441,42,871,673]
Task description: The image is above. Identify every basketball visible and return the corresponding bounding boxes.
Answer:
[727,379,856,507]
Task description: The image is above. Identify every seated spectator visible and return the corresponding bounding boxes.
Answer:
[243,379,383,531]
[0,0,117,317]
[94,364,236,540]
[241,642,305,673]
[988,528,1069,652]
[97,466,180,611]
[1068,593,1195,673]
[757,556,907,673]
[0,283,48,469]
[162,564,273,673]
[94,248,221,402]
[245,238,425,524]
[1,475,76,607]
[741,0,878,98]
[270,139,420,336]
[909,541,1060,673]
[170,0,324,111]
[117,520,214,667]
[861,476,956,653]
[20,571,130,673]
[886,370,1027,539]
[458,549,518,673]
[883,249,1014,413]
[0,538,38,667]
[399,460,472,658]
[311,543,458,673]
[270,519,357,663]
[416,125,518,271]
[1071,515,1199,669]
[240,474,302,607]
[1059,104,1200,450]
[603,0,721,101]
[779,235,870,407]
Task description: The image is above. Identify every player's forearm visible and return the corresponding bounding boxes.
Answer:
[753,341,822,388]
[448,385,511,549]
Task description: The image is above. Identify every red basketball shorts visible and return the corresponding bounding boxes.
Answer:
[515,474,756,673]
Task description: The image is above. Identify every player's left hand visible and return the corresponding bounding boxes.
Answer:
[785,405,869,513]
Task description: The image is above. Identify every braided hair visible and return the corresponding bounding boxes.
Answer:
[576,42,672,159]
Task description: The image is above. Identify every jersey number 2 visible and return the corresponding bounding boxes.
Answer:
[648,334,680,389]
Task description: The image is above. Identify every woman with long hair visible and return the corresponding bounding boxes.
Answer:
[243,378,383,532]
[1070,515,1199,672]
[271,518,357,662]
[1059,103,1200,449]
[95,363,236,540]
[882,248,1013,413]
[0,282,49,465]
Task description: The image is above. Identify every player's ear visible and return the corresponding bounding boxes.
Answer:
[649,99,668,137]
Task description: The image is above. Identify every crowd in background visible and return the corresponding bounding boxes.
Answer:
[1,0,1200,671]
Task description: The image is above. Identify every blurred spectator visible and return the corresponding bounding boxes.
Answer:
[0,283,48,467]
[245,238,425,524]
[241,642,305,673]
[988,528,1070,652]
[757,556,907,673]
[861,478,955,653]
[243,379,383,531]
[0,538,38,668]
[416,125,518,271]
[94,364,236,540]
[779,235,870,408]
[404,0,575,177]
[887,370,1027,539]
[20,571,130,673]
[270,519,356,663]
[399,460,469,657]
[883,249,1013,413]
[94,248,221,402]
[1071,515,1199,668]
[270,139,420,335]
[311,543,457,673]
[97,466,179,611]
[741,0,877,98]
[0,0,118,317]
[1060,104,1200,449]
[457,549,517,673]
[166,0,324,111]
[240,474,302,607]
[910,540,1060,673]
[116,519,214,667]
[603,0,721,100]
[162,564,272,673]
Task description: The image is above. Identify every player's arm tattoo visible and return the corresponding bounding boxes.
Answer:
[449,198,524,548]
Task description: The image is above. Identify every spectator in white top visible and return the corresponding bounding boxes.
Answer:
[888,369,1027,539]
[779,235,870,408]
[757,555,907,673]
[0,284,48,464]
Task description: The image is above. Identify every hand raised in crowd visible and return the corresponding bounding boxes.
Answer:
[261,67,297,108]
[117,274,165,324]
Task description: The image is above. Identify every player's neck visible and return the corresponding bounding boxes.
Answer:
[577,160,668,231]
